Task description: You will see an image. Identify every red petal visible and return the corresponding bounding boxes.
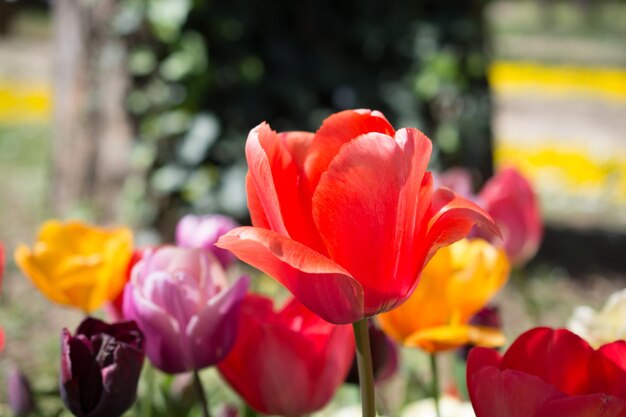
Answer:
[312,131,431,315]
[467,347,503,408]
[388,128,433,297]
[467,347,503,377]
[590,341,626,400]
[537,394,626,417]
[304,109,395,191]
[424,187,500,262]
[245,124,325,252]
[500,328,593,396]
[246,172,271,230]
[281,131,314,173]
[469,367,565,417]
[245,123,290,234]
[216,227,363,324]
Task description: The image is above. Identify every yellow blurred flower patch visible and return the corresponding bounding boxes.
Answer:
[14,220,133,313]
[489,61,626,101]
[0,77,51,124]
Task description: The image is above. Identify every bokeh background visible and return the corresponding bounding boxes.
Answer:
[0,0,625,414]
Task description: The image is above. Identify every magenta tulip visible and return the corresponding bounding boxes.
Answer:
[176,214,239,268]
[123,246,249,374]
[478,167,543,266]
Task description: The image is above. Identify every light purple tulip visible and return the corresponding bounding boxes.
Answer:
[176,214,239,268]
[122,246,249,374]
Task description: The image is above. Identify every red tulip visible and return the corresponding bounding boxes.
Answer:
[217,109,498,324]
[218,294,355,416]
[478,167,542,266]
[467,327,626,417]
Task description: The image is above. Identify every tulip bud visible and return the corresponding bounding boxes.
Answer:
[60,317,144,417]
[7,366,36,417]
[176,214,239,268]
[346,320,398,384]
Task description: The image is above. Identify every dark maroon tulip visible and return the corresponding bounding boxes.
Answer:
[458,305,503,360]
[346,320,399,384]
[7,366,36,417]
[60,317,144,417]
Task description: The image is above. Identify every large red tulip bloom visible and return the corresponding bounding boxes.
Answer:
[478,167,543,266]
[218,294,354,416]
[217,109,498,324]
[467,327,626,417]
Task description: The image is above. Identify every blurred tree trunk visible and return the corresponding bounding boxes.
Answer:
[51,0,132,222]
[0,2,15,37]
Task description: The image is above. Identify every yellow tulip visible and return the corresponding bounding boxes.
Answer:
[14,220,133,313]
[378,238,510,353]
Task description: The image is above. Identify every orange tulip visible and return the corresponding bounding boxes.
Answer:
[14,220,133,313]
[379,238,509,353]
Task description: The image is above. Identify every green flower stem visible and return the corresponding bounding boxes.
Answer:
[244,404,258,417]
[430,353,441,417]
[352,319,376,417]
[193,369,211,417]
[142,363,154,417]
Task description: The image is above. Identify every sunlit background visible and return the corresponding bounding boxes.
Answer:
[0,0,625,415]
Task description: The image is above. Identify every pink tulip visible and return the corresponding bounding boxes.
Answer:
[123,246,249,374]
[478,167,543,266]
[176,214,239,268]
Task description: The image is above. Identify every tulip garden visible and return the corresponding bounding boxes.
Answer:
[2,109,626,417]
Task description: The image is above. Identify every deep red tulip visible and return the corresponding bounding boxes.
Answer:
[478,167,542,266]
[218,294,355,416]
[60,318,144,417]
[217,109,498,324]
[346,320,398,384]
[467,327,626,417]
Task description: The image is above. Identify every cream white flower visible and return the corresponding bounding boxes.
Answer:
[401,396,475,417]
[567,288,626,348]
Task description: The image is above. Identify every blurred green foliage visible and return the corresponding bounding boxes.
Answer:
[115,0,493,237]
